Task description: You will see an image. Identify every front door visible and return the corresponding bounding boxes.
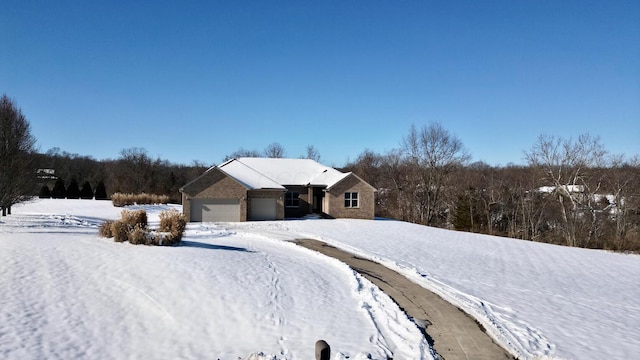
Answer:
[312,187,325,213]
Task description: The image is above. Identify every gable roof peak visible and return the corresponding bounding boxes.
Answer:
[219,157,346,188]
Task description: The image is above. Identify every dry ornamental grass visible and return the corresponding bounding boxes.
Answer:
[110,220,128,243]
[111,193,170,207]
[99,209,185,246]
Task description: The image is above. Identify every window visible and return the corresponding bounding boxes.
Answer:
[285,191,300,207]
[344,192,358,208]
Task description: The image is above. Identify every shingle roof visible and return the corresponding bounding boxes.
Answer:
[219,157,351,189]
[217,159,285,190]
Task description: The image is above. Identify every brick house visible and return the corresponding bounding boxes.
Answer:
[180,157,376,222]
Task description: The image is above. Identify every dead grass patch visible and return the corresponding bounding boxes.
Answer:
[98,209,185,246]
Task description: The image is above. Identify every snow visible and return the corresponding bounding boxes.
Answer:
[217,159,286,189]
[3,199,639,360]
[537,185,585,194]
[0,199,429,360]
[224,158,348,187]
[239,219,640,360]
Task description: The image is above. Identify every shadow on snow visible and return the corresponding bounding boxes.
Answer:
[179,240,252,252]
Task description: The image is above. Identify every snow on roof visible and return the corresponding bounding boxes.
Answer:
[310,170,351,188]
[537,185,586,193]
[219,157,349,189]
[217,159,285,190]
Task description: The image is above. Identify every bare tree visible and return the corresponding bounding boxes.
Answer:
[346,149,383,186]
[453,163,502,234]
[501,165,550,241]
[303,145,321,162]
[222,147,261,162]
[401,123,471,226]
[0,95,36,215]
[604,155,640,249]
[264,142,286,158]
[111,147,155,194]
[379,149,411,221]
[524,133,607,246]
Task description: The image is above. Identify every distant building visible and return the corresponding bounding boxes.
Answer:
[36,169,57,180]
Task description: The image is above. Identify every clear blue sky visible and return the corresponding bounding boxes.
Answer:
[2,1,638,167]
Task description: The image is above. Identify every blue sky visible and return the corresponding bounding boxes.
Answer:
[2,1,638,167]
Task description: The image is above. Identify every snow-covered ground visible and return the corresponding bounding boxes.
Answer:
[0,199,429,360]
[2,199,639,359]
[234,219,640,360]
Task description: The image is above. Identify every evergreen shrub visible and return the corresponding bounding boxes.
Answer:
[66,178,80,199]
[39,185,51,198]
[80,181,93,199]
[95,181,108,200]
[51,179,66,199]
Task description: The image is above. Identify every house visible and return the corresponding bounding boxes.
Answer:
[180,157,376,222]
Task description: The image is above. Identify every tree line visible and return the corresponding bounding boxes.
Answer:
[32,142,321,204]
[1,92,319,209]
[342,124,640,252]
[2,94,639,251]
[32,147,209,204]
[1,93,321,210]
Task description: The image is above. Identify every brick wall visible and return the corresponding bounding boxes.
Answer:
[326,174,375,220]
[181,168,248,221]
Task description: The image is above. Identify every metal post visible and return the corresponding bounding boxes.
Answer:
[315,340,330,360]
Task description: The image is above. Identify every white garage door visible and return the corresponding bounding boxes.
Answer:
[191,198,241,222]
[250,198,277,220]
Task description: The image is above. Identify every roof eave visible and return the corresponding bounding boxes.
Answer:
[326,172,377,192]
[179,166,219,192]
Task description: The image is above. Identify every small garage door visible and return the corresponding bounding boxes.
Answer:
[191,198,241,222]
[250,198,277,220]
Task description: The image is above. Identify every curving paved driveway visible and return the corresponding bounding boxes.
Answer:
[295,239,514,360]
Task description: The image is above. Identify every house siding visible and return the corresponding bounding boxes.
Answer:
[181,168,248,222]
[326,174,375,220]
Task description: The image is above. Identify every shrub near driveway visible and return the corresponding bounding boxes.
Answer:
[98,220,114,238]
[127,224,148,245]
[99,209,185,246]
[110,220,128,243]
[120,209,147,229]
[158,209,186,244]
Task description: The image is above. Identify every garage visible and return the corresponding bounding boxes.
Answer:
[249,198,278,220]
[190,198,241,222]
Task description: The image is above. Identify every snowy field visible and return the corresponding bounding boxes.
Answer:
[234,220,640,360]
[0,199,429,360]
[2,199,639,359]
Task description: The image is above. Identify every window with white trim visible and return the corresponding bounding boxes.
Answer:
[285,191,300,207]
[344,192,358,208]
